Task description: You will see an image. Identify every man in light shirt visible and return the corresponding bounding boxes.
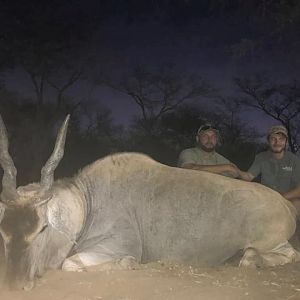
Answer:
[178,123,244,178]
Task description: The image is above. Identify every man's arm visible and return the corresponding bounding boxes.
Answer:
[282,155,300,201]
[181,163,242,178]
[282,186,300,201]
[237,171,254,181]
[178,149,255,179]
[237,154,261,182]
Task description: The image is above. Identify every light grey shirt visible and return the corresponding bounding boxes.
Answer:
[177,146,232,177]
[178,146,230,167]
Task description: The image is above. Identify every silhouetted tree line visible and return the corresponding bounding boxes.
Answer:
[0,0,300,186]
[1,64,300,186]
[0,83,272,186]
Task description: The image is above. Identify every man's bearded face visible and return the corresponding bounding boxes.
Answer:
[198,130,217,152]
[269,133,287,154]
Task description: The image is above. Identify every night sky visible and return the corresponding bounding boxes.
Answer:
[1,0,300,129]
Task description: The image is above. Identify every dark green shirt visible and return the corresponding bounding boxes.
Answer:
[248,151,300,193]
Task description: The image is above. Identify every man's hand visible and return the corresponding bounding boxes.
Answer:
[282,186,300,201]
[223,164,254,181]
[237,170,254,181]
[223,164,240,178]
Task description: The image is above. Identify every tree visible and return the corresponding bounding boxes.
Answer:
[126,102,261,168]
[0,88,123,184]
[213,96,263,168]
[0,1,103,180]
[0,90,65,184]
[58,103,125,178]
[0,0,101,118]
[103,64,214,135]
[235,76,300,153]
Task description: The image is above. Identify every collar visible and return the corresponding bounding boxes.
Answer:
[267,150,287,160]
[196,145,217,156]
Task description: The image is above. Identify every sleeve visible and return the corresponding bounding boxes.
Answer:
[216,154,230,165]
[292,157,300,186]
[247,155,262,178]
[177,149,197,167]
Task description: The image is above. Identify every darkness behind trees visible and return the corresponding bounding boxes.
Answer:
[0,89,263,186]
[0,0,299,185]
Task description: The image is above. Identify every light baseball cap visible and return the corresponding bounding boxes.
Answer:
[197,123,218,135]
[267,125,288,138]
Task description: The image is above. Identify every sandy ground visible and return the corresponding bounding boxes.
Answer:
[1,261,300,300]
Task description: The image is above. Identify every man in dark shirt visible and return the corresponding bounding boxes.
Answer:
[241,125,300,212]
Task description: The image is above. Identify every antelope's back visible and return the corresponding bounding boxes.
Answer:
[75,152,296,265]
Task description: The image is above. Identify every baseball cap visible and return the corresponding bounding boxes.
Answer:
[267,125,288,138]
[197,123,218,135]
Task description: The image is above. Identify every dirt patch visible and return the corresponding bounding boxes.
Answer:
[1,261,300,300]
